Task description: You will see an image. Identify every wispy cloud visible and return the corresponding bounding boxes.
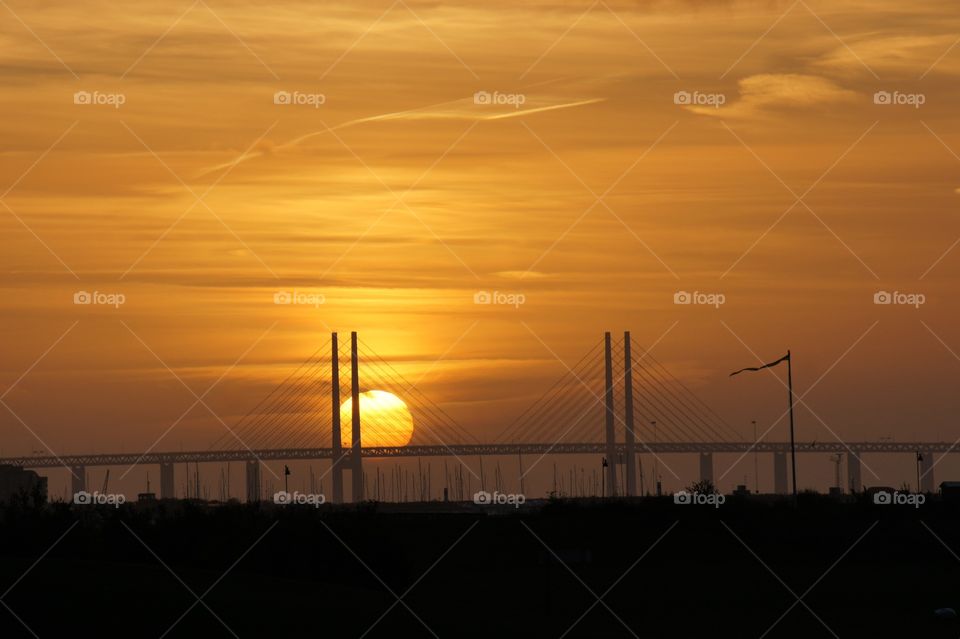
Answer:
[686,74,856,119]
[815,34,960,75]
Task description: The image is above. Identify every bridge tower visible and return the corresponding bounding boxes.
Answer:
[331,332,344,504]
[350,331,363,502]
[603,332,617,496]
[622,332,637,496]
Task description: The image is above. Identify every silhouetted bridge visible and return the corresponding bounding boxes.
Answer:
[4,441,949,499]
[4,332,951,500]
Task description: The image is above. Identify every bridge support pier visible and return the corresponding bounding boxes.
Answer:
[160,462,175,499]
[71,465,85,496]
[847,451,862,493]
[773,452,787,495]
[920,452,936,493]
[246,461,261,503]
[699,452,714,486]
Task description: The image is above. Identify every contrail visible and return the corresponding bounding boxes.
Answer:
[196,96,605,178]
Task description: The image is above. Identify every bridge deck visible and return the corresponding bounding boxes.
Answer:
[1,442,954,469]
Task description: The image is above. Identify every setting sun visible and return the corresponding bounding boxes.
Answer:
[339,390,415,448]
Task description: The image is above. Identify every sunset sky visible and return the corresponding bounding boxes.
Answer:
[3,0,960,496]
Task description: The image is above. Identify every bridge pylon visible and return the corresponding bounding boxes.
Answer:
[331,332,344,504]
[622,332,637,496]
[350,331,363,502]
[604,332,617,496]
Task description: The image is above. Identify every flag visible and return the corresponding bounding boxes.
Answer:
[729,352,790,377]
[284,465,291,476]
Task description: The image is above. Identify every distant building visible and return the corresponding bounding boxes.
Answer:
[940,481,960,503]
[0,464,47,503]
[732,484,751,497]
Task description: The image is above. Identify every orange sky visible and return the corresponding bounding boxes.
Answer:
[3,0,960,496]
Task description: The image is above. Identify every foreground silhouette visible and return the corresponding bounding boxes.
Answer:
[0,494,957,637]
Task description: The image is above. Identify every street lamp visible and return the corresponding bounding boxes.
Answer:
[651,421,660,496]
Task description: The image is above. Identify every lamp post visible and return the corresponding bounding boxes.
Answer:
[601,457,608,497]
[730,351,796,501]
[651,420,658,495]
[916,451,923,493]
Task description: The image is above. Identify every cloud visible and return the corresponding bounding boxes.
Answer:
[495,270,550,280]
[686,74,857,119]
[814,34,960,76]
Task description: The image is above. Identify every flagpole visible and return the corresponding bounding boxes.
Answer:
[787,349,797,501]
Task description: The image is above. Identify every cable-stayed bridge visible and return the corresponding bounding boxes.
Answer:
[1,332,949,500]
